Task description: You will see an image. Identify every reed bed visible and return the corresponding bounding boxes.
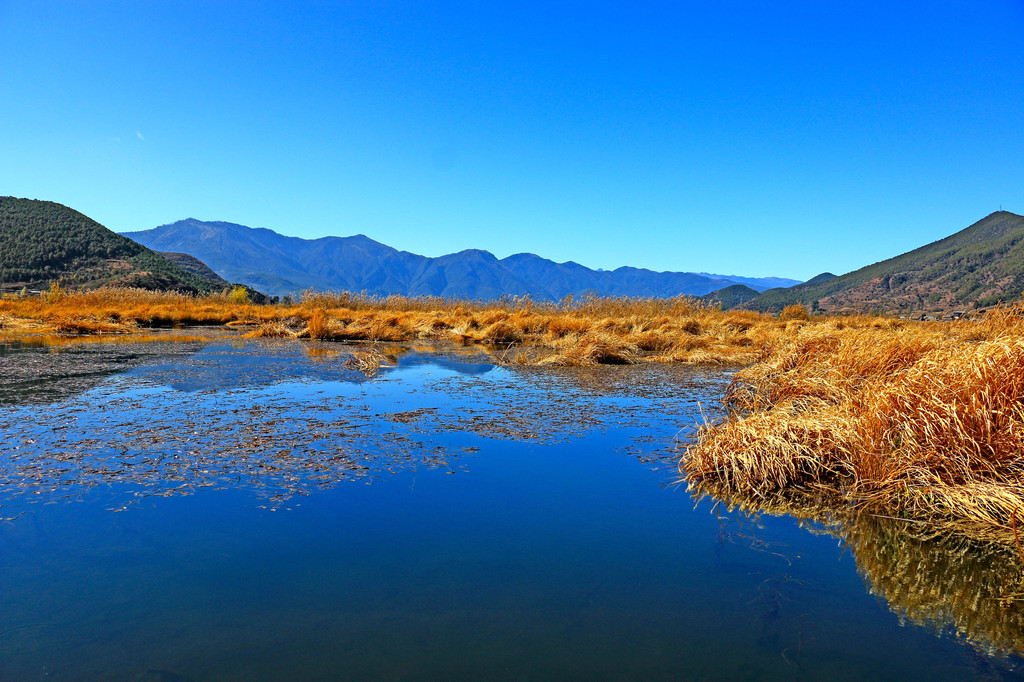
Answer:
[6,287,1024,542]
[0,288,777,365]
[682,306,1024,546]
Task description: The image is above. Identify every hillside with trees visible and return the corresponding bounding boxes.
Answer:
[0,197,221,294]
[699,284,760,309]
[742,211,1024,315]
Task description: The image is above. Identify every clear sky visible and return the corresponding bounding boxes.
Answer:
[1,1,1022,280]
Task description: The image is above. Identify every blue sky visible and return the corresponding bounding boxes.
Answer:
[1,1,1021,280]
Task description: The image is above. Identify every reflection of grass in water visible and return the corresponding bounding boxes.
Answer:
[0,331,219,348]
[304,346,340,360]
[694,484,1024,659]
[852,519,1024,663]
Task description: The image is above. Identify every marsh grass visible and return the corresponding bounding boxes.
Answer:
[344,346,393,377]
[1,288,759,364]
[682,306,1024,546]
[6,287,1024,541]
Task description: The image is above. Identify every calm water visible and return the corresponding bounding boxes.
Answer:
[0,336,1021,680]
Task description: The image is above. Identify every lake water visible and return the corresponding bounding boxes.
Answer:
[0,336,1021,680]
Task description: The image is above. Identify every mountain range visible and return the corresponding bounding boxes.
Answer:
[124,219,800,300]
[7,196,1019,316]
[743,211,1024,314]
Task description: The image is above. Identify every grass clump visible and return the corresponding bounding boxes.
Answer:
[778,303,809,321]
[682,307,1024,546]
[538,332,639,366]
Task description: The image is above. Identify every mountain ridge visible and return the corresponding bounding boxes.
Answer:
[742,211,1024,314]
[124,219,800,300]
[0,198,225,295]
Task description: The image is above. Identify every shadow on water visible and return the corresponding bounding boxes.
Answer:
[696,483,1024,666]
[0,333,218,405]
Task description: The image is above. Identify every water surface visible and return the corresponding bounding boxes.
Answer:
[0,337,1020,680]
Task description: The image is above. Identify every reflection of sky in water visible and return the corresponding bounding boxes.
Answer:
[0,339,726,508]
[0,338,1021,680]
[131,342,496,393]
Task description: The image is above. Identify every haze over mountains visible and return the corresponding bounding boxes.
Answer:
[124,219,800,300]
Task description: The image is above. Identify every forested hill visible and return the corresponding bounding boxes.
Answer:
[742,211,1024,315]
[0,197,220,294]
[699,284,760,309]
[157,251,230,287]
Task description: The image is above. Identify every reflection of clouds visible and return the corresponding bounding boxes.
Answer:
[694,485,1024,661]
[137,342,367,392]
[393,351,494,376]
[133,342,495,393]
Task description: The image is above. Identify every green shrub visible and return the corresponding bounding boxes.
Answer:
[228,285,250,304]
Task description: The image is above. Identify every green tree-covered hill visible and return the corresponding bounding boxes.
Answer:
[699,284,760,309]
[743,211,1024,315]
[0,197,220,294]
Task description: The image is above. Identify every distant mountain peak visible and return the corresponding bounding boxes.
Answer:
[696,272,803,290]
[124,218,801,301]
[451,248,497,258]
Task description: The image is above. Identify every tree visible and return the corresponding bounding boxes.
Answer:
[228,285,250,304]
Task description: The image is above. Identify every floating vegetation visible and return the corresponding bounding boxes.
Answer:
[343,346,396,376]
[0,338,728,512]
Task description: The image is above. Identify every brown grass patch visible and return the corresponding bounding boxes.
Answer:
[682,307,1024,546]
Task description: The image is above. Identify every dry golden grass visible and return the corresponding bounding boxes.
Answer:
[682,306,1024,546]
[1,288,765,365]
[538,332,639,366]
[344,346,394,377]
[6,287,1024,542]
[0,288,248,332]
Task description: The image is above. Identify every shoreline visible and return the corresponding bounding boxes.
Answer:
[4,288,1024,547]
